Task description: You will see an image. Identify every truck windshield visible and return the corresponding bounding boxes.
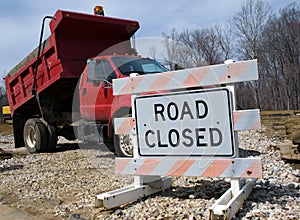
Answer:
[110,56,168,76]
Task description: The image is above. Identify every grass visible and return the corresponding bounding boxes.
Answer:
[0,123,13,135]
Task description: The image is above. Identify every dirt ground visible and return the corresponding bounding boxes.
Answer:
[0,112,299,219]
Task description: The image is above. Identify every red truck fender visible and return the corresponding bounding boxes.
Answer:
[108,94,132,137]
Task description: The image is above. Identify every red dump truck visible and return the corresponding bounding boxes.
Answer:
[5,8,168,157]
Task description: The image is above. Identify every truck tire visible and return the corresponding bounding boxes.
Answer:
[46,123,57,152]
[104,125,116,153]
[112,113,133,157]
[23,118,48,153]
[114,132,134,157]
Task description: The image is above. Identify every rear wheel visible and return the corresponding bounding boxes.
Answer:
[23,118,48,153]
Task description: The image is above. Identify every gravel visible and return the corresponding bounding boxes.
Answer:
[0,126,299,220]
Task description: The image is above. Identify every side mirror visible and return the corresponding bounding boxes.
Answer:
[93,80,101,87]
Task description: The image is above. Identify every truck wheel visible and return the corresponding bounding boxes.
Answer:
[112,113,133,157]
[104,125,116,152]
[46,124,57,152]
[23,118,48,153]
[114,133,134,157]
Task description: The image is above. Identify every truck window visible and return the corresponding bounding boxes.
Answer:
[87,59,116,83]
[111,57,168,76]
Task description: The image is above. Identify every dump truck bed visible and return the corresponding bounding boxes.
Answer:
[5,10,139,115]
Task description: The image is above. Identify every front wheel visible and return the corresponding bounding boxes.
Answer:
[114,133,134,157]
[109,111,133,157]
[23,118,48,153]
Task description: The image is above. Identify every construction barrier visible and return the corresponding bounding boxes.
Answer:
[96,59,262,219]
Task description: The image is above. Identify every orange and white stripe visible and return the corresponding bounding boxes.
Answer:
[115,157,262,178]
[114,117,136,135]
[233,109,261,131]
[113,59,258,96]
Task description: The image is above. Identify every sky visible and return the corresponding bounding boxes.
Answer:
[0,0,293,87]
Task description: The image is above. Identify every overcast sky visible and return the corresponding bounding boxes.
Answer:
[0,0,293,87]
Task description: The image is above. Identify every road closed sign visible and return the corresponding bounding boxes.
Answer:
[134,87,236,157]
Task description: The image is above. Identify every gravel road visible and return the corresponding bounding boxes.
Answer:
[0,127,299,220]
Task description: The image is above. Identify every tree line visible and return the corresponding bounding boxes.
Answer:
[0,86,8,121]
[0,1,299,112]
[162,0,299,111]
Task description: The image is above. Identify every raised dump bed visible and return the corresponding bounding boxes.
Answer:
[5,10,139,116]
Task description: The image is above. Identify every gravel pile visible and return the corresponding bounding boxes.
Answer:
[0,128,299,220]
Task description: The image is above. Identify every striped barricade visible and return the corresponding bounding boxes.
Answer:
[113,59,258,95]
[116,157,262,178]
[97,59,262,219]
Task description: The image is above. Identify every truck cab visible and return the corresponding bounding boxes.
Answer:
[79,55,168,156]
[80,55,168,120]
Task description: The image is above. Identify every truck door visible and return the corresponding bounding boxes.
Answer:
[80,58,116,121]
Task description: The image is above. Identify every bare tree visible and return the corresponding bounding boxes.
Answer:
[196,26,227,65]
[216,24,235,61]
[162,25,234,68]
[162,29,194,68]
[162,29,180,69]
[148,46,157,59]
[232,0,272,109]
[260,2,300,110]
[233,0,271,59]
[0,86,8,110]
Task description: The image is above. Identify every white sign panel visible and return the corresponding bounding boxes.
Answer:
[134,87,236,157]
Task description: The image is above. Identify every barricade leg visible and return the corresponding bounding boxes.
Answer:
[209,178,257,219]
[95,175,172,209]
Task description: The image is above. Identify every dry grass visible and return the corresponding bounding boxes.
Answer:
[260,110,300,141]
[0,123,13,135]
